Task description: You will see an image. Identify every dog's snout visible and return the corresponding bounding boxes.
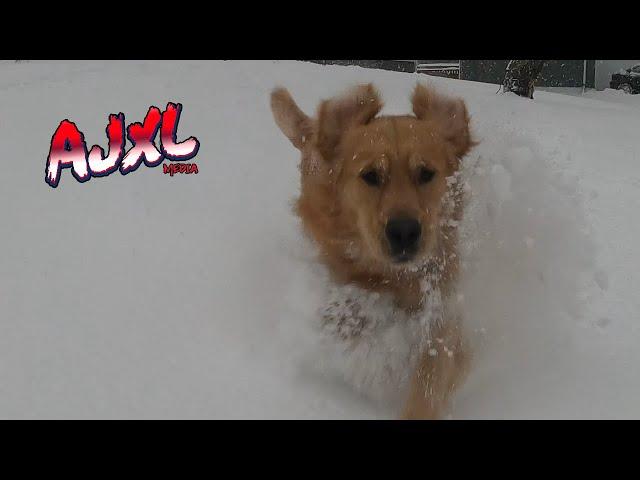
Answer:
[385,216,421,258]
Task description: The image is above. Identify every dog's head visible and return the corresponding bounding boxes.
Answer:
[271,83,474,272]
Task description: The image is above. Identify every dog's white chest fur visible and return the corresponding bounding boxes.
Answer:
[312,279,444,407]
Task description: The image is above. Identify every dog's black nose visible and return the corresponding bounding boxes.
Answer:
[385,216,421,258]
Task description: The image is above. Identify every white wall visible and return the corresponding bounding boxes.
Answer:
[595,60,640,90]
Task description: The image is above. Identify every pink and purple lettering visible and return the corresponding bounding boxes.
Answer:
[120,106,163,175]
[160,102,200,161]
[87,113,126,177]
[45,120,90,188]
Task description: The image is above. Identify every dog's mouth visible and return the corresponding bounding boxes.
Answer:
[390,249,418,264]
[383,236,434,268]
[379,235,422,265]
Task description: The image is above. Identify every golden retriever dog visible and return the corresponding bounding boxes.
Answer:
[270,83,476,419]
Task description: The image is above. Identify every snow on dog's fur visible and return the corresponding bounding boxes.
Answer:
[271,83,476,418]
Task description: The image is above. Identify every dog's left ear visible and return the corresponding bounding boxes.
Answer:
[412,83,475,158]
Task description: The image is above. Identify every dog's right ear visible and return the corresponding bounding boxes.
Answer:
[270,87,313,150]
[315,84,383,161]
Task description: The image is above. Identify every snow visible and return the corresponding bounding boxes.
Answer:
[310,278,437,407]
[582,88,640,106]
[1,60,639,419]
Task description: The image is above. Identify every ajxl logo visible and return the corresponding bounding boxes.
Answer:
[45,102,200,188]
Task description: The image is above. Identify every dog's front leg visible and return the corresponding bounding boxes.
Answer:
[400,321,470,420]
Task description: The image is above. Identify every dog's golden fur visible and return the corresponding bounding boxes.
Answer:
[271,83,476,419]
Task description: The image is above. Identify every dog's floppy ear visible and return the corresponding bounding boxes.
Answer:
[315,83,383,161]
[271,87,313,150]
[412,83,475,158]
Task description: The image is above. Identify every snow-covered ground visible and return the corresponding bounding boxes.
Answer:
[1,60,639,419]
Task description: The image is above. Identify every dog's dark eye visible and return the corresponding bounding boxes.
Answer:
[417,167,435,184]
[361,169,381,187]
